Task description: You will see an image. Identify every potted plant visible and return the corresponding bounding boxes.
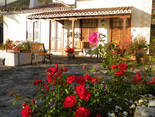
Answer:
[65,47,75,59]
[127,37,148,63]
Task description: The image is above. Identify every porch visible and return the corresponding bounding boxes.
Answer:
[28,7,132,56]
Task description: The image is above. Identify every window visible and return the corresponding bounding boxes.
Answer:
[27,20,40,42]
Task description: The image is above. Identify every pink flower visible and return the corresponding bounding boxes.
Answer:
[82,65,86,70]
[88,32,99,45]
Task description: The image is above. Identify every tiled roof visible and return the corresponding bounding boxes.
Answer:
[28,7,132,19]
[2,2,72,15]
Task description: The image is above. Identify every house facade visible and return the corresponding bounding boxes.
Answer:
[3,0,153,56]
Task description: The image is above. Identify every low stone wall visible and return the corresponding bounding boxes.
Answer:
[0,50,32,66]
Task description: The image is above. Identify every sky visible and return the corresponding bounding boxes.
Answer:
[0,0,17,6]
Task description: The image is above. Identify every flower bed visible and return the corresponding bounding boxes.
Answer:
[0,40,32,66]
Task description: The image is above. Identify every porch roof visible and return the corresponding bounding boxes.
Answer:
[27,7,132,19]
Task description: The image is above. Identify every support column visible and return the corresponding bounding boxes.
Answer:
[122,17,127,40]
[49,20,51,52]
[71,19,75,48]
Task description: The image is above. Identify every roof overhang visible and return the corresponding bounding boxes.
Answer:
[27,7,132,20]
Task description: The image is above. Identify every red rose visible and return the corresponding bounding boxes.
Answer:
[132,78,138,84]
[111,65,118,69]
[44,83,50,90]
[46,76,52,83]
[80,89,91,101]
[62,67,68,72]
[67,75,76,84]
[151,78,155,84]
[32,99,35,104]
[47,67,57,75]
[115,71,124,76]
[132,72,142,84]
[21,105,32,117]
[90,77,97,83]
[147,78,155,85]
[84,74,92,81]
[136,72,142,81]
[76,76,86,85]
[63,96,77,108]
[118,62,127,71]
[75,107,90,117]
[96,113,101,117]
[76,85,86,96]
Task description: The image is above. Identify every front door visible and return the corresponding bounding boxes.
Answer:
[79,19,98,50]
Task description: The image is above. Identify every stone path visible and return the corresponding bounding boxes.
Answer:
[0,63,101,117]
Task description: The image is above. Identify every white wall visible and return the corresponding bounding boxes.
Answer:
[98,19,110,44]
[3,13,29,43]
[131,0,153,44]
[76,0,132,9]
[40,19,50,50]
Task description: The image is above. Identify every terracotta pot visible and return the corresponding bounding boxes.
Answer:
[67,53,74,59]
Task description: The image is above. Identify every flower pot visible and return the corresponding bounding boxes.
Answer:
[67,53,75,59]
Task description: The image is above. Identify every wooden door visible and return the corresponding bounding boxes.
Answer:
[80,19,98,49]
[111,18,131,45]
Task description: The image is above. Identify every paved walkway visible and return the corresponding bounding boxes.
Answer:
[0,63,102,117]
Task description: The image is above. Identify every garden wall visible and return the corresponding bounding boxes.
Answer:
[0,50,32,66]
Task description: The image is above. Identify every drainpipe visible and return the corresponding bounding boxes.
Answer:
[5,0,7,11]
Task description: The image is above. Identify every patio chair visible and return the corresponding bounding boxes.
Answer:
[31,43,52,64]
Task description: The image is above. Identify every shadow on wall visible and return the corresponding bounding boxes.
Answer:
[131,7,152,28]
[3,14,23,29]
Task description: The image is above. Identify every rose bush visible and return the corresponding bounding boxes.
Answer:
[11,62,155,117]
[11,32,155,117]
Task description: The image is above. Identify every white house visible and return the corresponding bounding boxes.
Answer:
[3,0,153,56]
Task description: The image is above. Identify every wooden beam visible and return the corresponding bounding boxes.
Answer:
[109,18,112,42]
[122,17,127,39]
[46,14,131,21]
[72,19,75,48]
[121,17,127,46]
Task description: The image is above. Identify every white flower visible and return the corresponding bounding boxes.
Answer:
[109,98,112,102]
[123,111,128,116]
[115,105,122,110]
[107,112,115,117]
[130,104,136,109]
